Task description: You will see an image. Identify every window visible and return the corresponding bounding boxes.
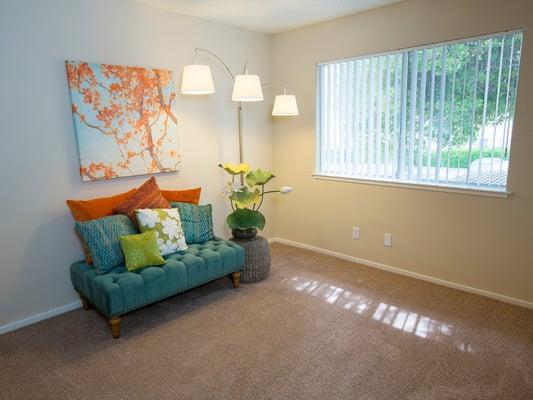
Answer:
[316,31,523,193]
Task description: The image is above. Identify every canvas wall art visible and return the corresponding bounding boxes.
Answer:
[66,61,180,181]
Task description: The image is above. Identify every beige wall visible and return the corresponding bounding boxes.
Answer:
[271,0,533,303]
[2,0,532,332]
[0,0,274,328]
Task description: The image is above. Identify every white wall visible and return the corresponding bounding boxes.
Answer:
[0,0,274,329]
[271,0,533,304]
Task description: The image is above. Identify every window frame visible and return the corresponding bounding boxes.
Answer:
[314,29,523,197]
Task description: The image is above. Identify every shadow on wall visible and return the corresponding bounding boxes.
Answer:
[3,212,81,325]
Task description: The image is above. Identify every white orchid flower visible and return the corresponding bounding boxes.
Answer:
[279,186,293,194]
[220,181,244,197]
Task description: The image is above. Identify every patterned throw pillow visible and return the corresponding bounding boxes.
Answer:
[113,177,169,226]
[75,214,137,274]
[135,208,187,256]
[119,231,165,271]
[170,202,214,244]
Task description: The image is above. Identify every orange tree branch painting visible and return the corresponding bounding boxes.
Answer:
[65,61,180,181]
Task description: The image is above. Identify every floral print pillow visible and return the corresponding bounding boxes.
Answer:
[135,208,187,256]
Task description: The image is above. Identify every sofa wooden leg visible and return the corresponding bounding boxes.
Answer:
[109,317,122,339]
[79,294,91,310]
[231,271,240,289]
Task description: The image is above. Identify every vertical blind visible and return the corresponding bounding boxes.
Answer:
[316,31,523,191]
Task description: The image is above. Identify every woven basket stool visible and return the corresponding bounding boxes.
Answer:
[230,235,270,283]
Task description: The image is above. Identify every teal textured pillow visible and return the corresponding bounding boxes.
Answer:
[170,202,214,244]
[119,231,165,271]
[75,214,136,275]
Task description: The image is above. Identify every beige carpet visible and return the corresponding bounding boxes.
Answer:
[1,243,532,400]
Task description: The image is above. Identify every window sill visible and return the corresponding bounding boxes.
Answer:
[312,174,511,198]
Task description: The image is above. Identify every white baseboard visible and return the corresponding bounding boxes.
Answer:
[270,237,533,309]
[0,301,82,335]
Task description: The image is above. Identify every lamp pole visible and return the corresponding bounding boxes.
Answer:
[194,48,245,166]
[237,102,244,164]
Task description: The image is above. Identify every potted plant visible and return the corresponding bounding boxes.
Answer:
[219,163,292,239]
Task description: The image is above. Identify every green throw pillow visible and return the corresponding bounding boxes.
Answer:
[119,231,165,271]
[170,202,214,244]
[75,214,137,275]
[135,208,187,256]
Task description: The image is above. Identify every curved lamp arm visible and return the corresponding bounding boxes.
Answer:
[195,47,236,81]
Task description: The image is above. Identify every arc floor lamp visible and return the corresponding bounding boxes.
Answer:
[181,48,298,164]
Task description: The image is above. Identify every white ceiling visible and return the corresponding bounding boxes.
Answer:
[128,0,403,34]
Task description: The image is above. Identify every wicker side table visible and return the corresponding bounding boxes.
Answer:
[230,235,270,283]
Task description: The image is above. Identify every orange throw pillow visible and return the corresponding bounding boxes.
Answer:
[67,189,138,264]
[66,189,138,222]
[113,177,170,225]
[161,187,201,204]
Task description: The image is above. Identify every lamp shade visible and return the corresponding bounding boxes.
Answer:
[232,74,263,102]
[272,94,299,116]
[181,64,215,94]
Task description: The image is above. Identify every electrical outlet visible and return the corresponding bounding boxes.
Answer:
[352,227,360,240]
[384,233,392,247]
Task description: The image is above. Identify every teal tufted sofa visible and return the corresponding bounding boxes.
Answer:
[70,239,244,338]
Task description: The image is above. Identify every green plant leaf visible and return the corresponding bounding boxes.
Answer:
[218,163,250,175]
[229,187,260,208]
[227,209,266,230]
[246,169,275,186]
